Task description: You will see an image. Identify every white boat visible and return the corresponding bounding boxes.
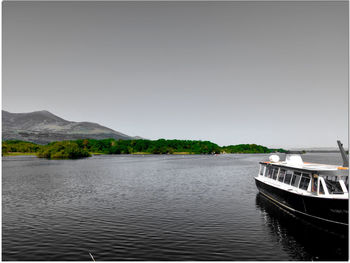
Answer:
[255,141,348,228]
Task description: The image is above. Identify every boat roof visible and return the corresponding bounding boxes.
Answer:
[260,161,348,172]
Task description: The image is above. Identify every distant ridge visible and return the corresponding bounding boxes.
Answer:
[289,146,348,152]
[2,110,137,144]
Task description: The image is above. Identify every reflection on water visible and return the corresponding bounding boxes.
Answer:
[255,193,348,260]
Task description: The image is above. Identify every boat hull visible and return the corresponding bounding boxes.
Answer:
[255,178,349,228]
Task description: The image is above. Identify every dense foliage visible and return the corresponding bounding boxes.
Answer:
[2,139,286,159]
[74,138,222,155]
[36,141,91,159]
[222,144,287,154]
[2,140,42,154]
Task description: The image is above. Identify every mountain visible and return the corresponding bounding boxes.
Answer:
[2,110,137,144]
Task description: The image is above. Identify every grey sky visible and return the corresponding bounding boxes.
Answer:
[3,1,348,148]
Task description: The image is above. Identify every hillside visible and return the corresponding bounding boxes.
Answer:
[2,110,136,144]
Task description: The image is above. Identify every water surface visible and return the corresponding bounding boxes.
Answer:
[2,153,348,260]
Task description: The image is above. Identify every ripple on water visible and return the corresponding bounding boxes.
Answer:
[2,154,348,260]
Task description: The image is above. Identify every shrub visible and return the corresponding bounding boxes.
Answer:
[37,141,91,159]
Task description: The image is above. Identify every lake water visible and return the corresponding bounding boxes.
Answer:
[2,153,348,260]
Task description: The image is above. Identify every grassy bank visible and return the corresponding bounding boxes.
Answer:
[3,152,37,156]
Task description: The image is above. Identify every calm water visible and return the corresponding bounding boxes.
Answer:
[2,153,348,260]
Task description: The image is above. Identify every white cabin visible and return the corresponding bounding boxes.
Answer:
[258,154,349,198]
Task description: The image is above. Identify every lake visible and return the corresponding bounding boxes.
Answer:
[2,153,348,260]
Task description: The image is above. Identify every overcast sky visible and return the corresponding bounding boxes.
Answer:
[3,1,348,148]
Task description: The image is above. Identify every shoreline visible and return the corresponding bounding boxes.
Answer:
[2,152,292,157]
[2,152,264,157]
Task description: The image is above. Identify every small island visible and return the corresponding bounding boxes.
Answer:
[2,139,286,159]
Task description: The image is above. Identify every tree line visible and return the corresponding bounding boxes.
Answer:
[2,139,286,159]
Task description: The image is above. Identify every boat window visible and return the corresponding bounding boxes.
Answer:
[272,168,279,180]
[339,176,348,191]
[259,165,265,176]
[319,181,325,195]
[311,174,318,193]
[299,174,310,191]
[266,167,273,178]
[291,172,301,187]
[284,170,293,184]
[264,167,270,177]
[324,178,343,194]
[278,169,286,182]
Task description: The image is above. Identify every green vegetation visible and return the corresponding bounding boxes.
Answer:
[2,139,286,159]
[3,152,37,156]
[73,138,222,155]
[37,141,91,159]
[222,144,270,153]
[222,144,287,154]
[2,140,42,155]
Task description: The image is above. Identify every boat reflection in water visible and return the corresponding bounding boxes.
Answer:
[255,193,348,261]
